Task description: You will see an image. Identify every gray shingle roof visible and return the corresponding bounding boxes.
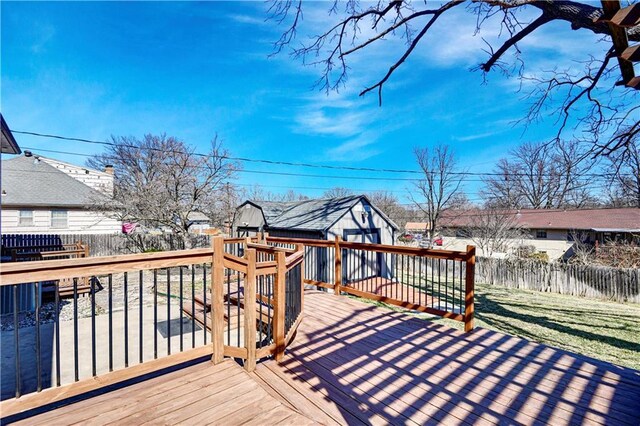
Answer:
[1,155,105,208]
[250,195,398,232]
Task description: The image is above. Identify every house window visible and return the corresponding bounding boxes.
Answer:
[535,230,547,239]
[51,210,68,229]
[18,210,33,226]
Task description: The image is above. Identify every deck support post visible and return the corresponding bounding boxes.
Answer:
[244,248,257,372]
[274,251,286,361]
[464,245,476,333]
[212,236,225,363]
[334,236,342,295]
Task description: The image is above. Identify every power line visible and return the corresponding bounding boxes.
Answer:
[16,146,619,187]
[13,130,631,179]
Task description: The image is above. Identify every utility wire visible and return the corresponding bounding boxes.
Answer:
[13,130,631,179]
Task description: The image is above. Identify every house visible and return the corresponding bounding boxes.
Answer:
[233,195,398,244]
[1,152,121,234]
[0,114,21,155]
[186,211,212,233]
[406,207,640,259]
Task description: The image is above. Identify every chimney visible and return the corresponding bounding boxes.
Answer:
[104,165,114,175]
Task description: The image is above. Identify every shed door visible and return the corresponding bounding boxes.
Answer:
[342,229,381,284]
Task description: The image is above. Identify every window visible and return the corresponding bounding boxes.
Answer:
[51,210,68,229]
[18,210,33,226]
[535,230,547,239]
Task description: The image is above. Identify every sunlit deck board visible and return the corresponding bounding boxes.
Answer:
[6,359,315,426]
[255,291,640,426]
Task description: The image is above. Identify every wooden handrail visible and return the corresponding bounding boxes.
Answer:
[266,236,335,248]
[247,242,295,254]
[0,248,214,286]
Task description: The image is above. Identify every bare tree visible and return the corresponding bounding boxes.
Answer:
[88,134,240,250]
[411,144,464,245]
[245,185,309,202]
[463,208,525,258]
[483,140,598,209]
[607,137,640,207]
[323,187,353,198]
[271,1,639,155]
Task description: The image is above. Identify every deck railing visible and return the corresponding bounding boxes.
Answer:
[266,236,476,332]
[0,237,304,408]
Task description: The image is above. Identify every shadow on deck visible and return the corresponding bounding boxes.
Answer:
[3,290,640,425]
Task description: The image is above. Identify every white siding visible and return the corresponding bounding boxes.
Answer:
[435,232,573,260]
[326,199,395,245]
[40,157,113,194]
[1,208,121,234]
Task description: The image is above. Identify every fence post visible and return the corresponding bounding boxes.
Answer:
[464,245,476,333]
[212,236,225,364]
[244,248,257,372]
[334,236,342,295]
[274,251,286,361]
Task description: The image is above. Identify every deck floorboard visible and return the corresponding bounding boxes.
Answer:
[4,290,639,425]
[254,291,640,426]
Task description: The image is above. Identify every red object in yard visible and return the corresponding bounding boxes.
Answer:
[433,237,443,246]
[122,222,137,234]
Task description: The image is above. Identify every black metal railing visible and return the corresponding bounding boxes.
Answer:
[0,249,213,401]
[284,260,303,335]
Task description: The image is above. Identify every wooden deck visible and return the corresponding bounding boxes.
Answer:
[255,291,640,426]
[3,290,639,425]
[6,359,315,425]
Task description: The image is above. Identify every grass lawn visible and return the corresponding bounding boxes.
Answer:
[355,282,640,370]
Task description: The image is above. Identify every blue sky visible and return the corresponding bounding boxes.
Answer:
[1,1,608,202]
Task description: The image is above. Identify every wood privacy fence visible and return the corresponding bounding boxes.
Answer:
[1,233,211,257]
[475,257,640,303]
[266,235,476,332]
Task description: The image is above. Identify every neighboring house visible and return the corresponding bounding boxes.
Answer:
[186,211,212,233]
[1,153,121,234]
[233,195,398,244]
[406,208,640,259]
[0,114,21,155]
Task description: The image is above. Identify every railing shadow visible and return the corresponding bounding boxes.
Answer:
[278,292,640,425]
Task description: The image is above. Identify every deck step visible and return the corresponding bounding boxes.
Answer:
[252,362,348,426]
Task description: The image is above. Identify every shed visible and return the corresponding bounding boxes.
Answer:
[232,195,398,244]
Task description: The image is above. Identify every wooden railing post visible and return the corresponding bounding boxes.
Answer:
[212,236,225,363]
[464,245,476,333]
[244,248,257,372]
[274,251,286,361]
[334,236,342,295]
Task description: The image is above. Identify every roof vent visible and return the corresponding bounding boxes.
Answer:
[24,150,32,157]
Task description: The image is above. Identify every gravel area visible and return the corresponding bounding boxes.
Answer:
[1,266,208,331]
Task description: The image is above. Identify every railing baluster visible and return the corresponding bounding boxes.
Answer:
[108,274,113,371]
[124,272,129,368]
[91,277,96,376]
[139,270,144,364]
[154,269,158,359]
[179,267,184,352]
[191,266,196,349]
[35,282,42,392]
[227,268,231,346]
[167,268,171,355]
[13,285,21,397]
[203,264,207,345]
[237,270,241,347]
[55,283,61,386]
[73,277,79,382]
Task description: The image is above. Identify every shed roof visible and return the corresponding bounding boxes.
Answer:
[1,155,106,208]
[243,195,399,232]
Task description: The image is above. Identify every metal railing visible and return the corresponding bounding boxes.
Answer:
[266,236,476,332]
[0,238,305,405]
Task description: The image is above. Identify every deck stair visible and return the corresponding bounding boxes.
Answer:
[182,286,273,332]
